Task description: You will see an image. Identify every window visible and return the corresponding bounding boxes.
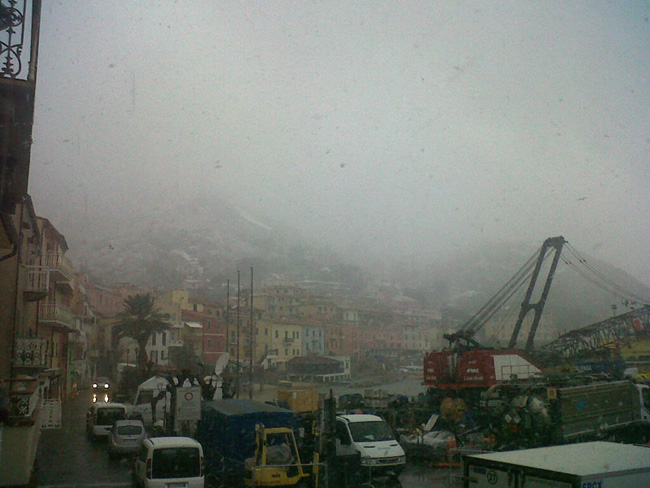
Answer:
[152,333,156,346]
[284,349,288,355]
[207,320,212,329]
[275,330,278,338]
[207,339,211,347]
[162,332,166,346]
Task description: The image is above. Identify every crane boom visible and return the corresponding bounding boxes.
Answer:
[508,236,566,351]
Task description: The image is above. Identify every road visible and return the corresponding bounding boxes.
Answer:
[36,390,460,488]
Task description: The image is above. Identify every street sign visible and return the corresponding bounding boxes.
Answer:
[175,386,201,421]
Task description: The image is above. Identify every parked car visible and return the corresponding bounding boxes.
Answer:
[86,402,128,440]
[133,436,204,488]
[93,376,112,403]
[108,419,146,457]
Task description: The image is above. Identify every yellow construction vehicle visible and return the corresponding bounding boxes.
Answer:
[244,424,310,488]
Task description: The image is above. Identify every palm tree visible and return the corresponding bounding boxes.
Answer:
[114,293,169,370]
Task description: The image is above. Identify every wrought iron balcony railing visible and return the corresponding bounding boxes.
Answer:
[13,336,49,368]
[7,377,43,426]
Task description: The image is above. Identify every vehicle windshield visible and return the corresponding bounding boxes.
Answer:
[117,424,143,436]
[348,421,395,442]
[96,408,126,425]
[152,447,201,479]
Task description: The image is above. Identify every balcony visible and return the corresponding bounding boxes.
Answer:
[38,302,74,329]
[23,267,49,301]
[7,377,43,426]
[43,252,74,284]
[13,337,49,369]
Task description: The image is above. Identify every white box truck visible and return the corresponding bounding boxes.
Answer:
[462,441,650,488]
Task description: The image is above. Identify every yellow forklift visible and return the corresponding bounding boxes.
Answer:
[244,424,311,488]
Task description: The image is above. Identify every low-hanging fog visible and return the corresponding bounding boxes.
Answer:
[29,1,650,287]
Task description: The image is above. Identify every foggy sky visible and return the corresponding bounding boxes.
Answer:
[29,1,650,284]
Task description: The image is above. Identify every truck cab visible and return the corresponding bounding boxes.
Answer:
[335,414,406,479]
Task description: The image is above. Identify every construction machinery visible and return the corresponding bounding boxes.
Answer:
[482,378,650,449]
[424,237,566,395]
[244,424,309,488]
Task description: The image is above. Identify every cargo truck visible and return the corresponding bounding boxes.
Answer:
[462,441,650,488]
[482,379,650,449]
[194,399,302,484]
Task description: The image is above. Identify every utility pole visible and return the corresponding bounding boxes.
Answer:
[236,270,240,398]
[225,279,230,357]
[249,267,254,400]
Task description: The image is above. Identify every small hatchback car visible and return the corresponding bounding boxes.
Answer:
[108,419,146,457]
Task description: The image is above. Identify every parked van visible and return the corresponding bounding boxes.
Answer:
[129,376,171,427]
[335,414,406,478]
[134,436,204,488]
[86,402,128,440]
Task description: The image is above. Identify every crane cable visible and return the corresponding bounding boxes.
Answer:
[458,245,542,334]
[564,244,650,304]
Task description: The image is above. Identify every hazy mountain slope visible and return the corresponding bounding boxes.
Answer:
[48,192,648,337]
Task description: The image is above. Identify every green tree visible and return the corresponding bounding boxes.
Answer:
[114,293,169,370]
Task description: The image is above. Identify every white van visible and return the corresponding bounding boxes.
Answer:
[133,436,204,488]
[86,402,128,440]
[335,414,406,478]
[129,376,171,427]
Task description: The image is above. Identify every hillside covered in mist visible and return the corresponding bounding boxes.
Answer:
[49,194,650,337]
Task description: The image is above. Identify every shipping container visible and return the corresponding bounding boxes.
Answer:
[462,441,650,488]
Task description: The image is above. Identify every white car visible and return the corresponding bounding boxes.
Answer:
[133,437,204,488]
[86,402,127,440]
[108,419,146,457]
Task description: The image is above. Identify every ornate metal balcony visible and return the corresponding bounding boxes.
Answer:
[7,377,42,426]
[0,0,40,83]
[13,336,48,368]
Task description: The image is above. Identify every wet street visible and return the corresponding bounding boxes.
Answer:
[36,390,459,488]
[37,390,133,488]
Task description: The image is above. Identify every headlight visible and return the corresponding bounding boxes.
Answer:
[360,457,372,466]
[93,383,98,388]
[397,456,406,464]
[104,383,110,389]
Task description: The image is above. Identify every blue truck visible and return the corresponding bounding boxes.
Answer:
[195,399,302,482]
